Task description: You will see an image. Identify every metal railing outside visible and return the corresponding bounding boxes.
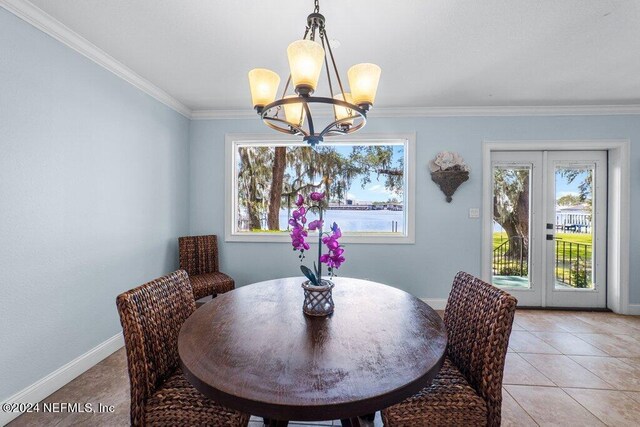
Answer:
[492,235,593,288]
[555,239,592,288]
[492,236,527,276]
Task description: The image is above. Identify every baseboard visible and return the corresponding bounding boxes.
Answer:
[627,304,640,315]
[420,299,640,315]
[0,333,124,426]
[421,298,447,310]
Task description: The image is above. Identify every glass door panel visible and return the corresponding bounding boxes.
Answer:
[546,151,606,308]
[490,151,543,307]
[554,166,595,290]
[492,165,532,290]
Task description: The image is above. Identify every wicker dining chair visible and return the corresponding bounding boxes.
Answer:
[381,271,517,427]
[116,270,249,427]
[178,235,235,300]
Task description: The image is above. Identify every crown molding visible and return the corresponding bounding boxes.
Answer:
[4,0,640,121]
[0,0,191,118]
[191,109,255,120]
[191,104,640,120]
[371,104,640,117]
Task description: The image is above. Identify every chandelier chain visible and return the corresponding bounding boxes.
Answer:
[314,0,320,13]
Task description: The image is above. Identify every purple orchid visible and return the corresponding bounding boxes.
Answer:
[289,202,309,252]
[320,223,345,269]
[330,222,342,237]
[308,219,324,230]
[292,206,306,220]
[310,192,324,201]
[289,192,345,285]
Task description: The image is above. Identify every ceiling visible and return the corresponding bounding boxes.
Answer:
[24,0,640,112]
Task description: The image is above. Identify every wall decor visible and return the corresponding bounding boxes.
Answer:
[429,151,470,202]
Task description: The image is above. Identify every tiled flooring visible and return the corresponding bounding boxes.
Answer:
[502,310,640,426]
[9,310,640,426]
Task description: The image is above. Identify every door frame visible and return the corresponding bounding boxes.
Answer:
[481,139,631,314]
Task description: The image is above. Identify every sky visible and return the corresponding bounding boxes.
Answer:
[555,169,591,201]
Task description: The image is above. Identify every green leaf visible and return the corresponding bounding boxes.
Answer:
[300,265,318,285]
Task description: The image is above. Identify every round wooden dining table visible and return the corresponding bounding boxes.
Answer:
[178,277,447,426]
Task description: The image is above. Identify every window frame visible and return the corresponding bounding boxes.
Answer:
[224,133,416,244]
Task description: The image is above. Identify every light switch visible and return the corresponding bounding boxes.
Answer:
[469,208,480,218]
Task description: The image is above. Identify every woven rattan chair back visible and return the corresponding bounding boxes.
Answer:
[443,271,518,426]
[179,235,220,276]
[116,270,196,426]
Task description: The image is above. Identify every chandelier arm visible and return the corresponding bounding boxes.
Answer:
[319,35,338,121]
[324,120,366,138]
[296,96,305,126]
[322,27,349,103]
[345,119,366,134]
[262,116,308,138]
[281,75,292,100]
[309,19,317,41]
[301,24,311,43]
[263,97,366,114]
[303,101,315,136]
[318,121,347,138]
[317,97,368,116]
[318,116,366,139]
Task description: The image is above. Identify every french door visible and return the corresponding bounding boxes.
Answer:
[490,151,607,308]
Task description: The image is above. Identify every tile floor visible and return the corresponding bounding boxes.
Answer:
[503,310,640,427]
[8,310,640,426]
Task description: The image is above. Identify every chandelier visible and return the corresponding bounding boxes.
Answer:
[248,0,381,146]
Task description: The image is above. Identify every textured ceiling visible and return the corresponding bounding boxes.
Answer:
[27,0,640,111]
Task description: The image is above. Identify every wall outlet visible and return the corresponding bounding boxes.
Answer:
[469,208,480,218]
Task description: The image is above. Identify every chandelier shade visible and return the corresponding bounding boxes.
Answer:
[348,63,382,106]
[248,0,380,146]
[287,40,325,95]
[248,68,281,109]
[283,95,305,126]
[333,92,355,125]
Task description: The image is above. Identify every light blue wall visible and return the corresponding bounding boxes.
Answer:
[2,1,639,407]
[189,115,639,304]
[0,9,190,401]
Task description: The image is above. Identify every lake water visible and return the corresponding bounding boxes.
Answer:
[278,209,405,233]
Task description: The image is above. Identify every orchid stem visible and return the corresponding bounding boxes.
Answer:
[317,207,323,281]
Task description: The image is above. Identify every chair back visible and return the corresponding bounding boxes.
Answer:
[443,271,517,427]
[116,270,196,426]
[179,235,220,275]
